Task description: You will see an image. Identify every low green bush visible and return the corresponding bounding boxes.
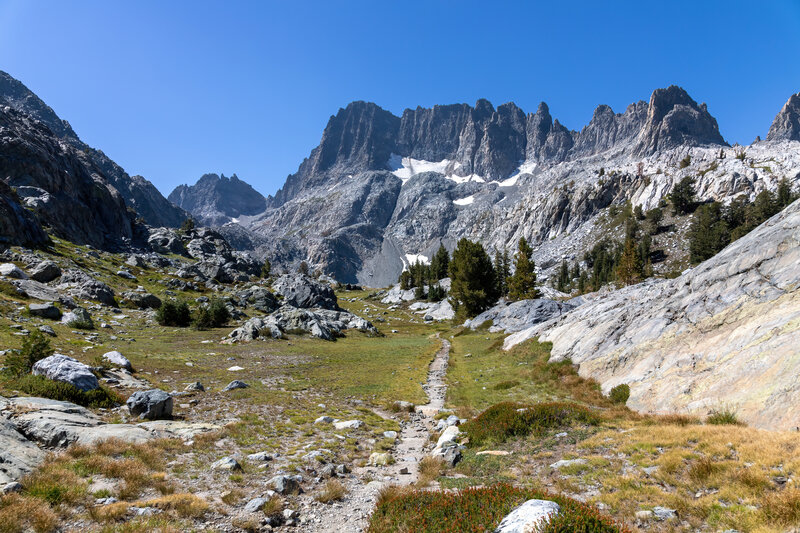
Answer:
[156,300,192,327]
[11,374,121,408]
[3,330,53,377]
[193,298,230,330]
[609,384,630,404]
[706,406,742,425]
[461,402,598,446]
[367,483,628,533]
[492,380,520,391]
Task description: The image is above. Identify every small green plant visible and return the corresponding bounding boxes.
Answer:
[261,258,271,278]
[492,380,520,391]
[13,374,120,408]
[461,402,598,446]
[679,154,692,168]
[608,383,630,404]
[70,318,95,330]
[706,406,742,425]
[367,483,627,533]
[3,330,53,376]
[179,217,195,233]
[156,300,192,327]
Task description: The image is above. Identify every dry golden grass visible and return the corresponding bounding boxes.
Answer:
[88,501,131,522]
[220,487,245,506]
[315,479,347,503]
[417,456,444,487]
[141,493,209,518]
[573,422,800,531]
[0,493,59,533]
[262,495,283,517]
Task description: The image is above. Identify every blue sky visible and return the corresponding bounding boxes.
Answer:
[1,1,799,197]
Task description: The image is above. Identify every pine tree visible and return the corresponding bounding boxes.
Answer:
[668,176,697,215]
[689,202,730,264]
[398,271,412,290]
[616,237,643,286]
[556,259,569,292]
[507,237,539,300]
[448,238,498,319]
[777,177,795,208]
[260,258,271,279]
[429,244,450,282]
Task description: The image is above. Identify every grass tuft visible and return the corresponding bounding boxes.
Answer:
[315,479,347,503]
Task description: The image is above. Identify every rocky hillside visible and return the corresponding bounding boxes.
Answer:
[168,173,266,226]
[244,86,799,286]
[505,198,800,430]
[0,105,136,249]
[0,70,187,229]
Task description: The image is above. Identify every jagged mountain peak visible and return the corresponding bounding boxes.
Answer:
[0,70,78,140]
[168,173,266,226]
[633,85,727,155]
[767,91,800,141]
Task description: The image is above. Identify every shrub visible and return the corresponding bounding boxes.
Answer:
[3,330,53,377]
[13,374,121,408]
[608,384,630,404]
[461,402,598,446]
[367,483,627,533]
[194,298,230,329]
[706,406,742,425]
[492,380,520,391]
[261,258,271,279]
[155,300,192,327]
[315,480,346,503]
[0,493,59,533]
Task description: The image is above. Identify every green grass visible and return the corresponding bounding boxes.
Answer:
[367,483,628,533]
[446,331,612,414]
[461,401,599,446]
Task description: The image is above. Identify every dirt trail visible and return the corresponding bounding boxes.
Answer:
[304,338,450,532]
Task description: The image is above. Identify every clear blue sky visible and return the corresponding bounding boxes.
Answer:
[1,0,799,198]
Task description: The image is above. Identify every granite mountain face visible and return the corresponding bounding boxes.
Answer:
[241,85,799,287]
[168,173,267,226]
[0,70,187,234]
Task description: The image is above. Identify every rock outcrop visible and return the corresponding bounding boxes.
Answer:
[767,92,800,142]
[505,199,800,431]
[466,299,576,333]
[168,173,266,226]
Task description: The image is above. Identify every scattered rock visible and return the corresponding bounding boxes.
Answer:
[61,307,93,328]
[211,456,241,472]
[314,416,334,424]
[549,458,587,470]
[653,506,677,521]
[244,497,268,513]
[368,452,391,466]
[185,382,205,392]
[247,451,273,462]
[271,274,338,310]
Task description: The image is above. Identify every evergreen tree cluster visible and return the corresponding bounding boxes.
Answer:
[397,244,451,301]
[688,179,797,264]
[448,236,540,320]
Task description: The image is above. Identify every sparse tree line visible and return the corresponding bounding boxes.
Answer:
[397,238,540,320]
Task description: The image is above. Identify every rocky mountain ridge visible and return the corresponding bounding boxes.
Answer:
[243,87,798,287]
[0,70,187,230]
[168,173,267,226]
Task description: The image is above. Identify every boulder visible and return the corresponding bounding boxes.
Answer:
[423,299,454,321]
[210,457,241,472]
[244,497,268,513]
[121,291,162,309]
[0,263,27,279]
[494,499,560,533]
[28,261,61,283]
[71,279,116,306]
[126,389,173,420]
[148,228,185,255]
[184,382,205,392]
[380,285,417,304]
[28,302,61,320]
[271,274,338,310]
[333,420,364,430]
[436,425,460,448]
[222,380,249,392]
[32,354,99,391]
[102,351,132,371]
[61,307,93,328]
[368,452,391,466]
[116,270,136,280]
[431,441,462,467]
[0,419,46,484]
[269,475,302,495]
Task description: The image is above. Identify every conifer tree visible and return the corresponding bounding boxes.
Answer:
[507,237,539,300]
[616,237,643,286]
[448,238,498,319]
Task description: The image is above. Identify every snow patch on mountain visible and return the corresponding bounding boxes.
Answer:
[388,154,486,184]
[453,195,475,206]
